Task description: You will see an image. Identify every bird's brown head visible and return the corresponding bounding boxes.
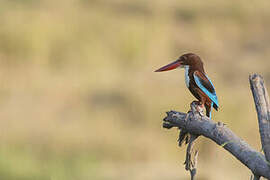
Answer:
[155,53,204,72]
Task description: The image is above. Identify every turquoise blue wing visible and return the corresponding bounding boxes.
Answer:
[193,71,219,109]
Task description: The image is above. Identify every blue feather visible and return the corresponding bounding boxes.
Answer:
[193,73,219,109]
[209,102,213,120]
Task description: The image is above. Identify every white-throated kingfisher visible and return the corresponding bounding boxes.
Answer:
[155,53,219,119]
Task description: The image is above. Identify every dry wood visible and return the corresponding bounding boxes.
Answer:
[163,107,270,179]
[250,74,270,165]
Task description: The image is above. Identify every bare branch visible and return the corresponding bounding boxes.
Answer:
[190,150,198,180]
[250,74,270,165]
[163,107,270,179]
[184,134,198,171]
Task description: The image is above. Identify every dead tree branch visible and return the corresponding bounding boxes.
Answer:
[163,107,270,179]
[250,74,270,165]
[189,150,198,180]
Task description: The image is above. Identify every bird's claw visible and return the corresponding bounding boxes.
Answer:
[196,104,204,117]
[190,101,204,117]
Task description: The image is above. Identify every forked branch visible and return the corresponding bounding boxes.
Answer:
[163,108,270,179]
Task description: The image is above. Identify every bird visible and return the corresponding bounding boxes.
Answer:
[155,53,219,120]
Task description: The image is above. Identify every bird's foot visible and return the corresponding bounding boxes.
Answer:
[196,105,204,117]
[190,101,204,117]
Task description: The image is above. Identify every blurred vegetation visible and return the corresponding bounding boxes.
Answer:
[0,0,270,179]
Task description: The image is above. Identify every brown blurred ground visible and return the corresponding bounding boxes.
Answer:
[0,0,270,179]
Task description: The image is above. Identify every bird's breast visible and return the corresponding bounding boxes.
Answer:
[184,66,190,88]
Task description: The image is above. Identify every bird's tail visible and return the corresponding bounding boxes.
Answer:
[206,102,213,120]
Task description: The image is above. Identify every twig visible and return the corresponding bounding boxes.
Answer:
[184,134,198,171]
[190,150,198,180]
[185,135,199,180]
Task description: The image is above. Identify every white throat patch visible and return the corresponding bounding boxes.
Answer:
[184,66,190,88]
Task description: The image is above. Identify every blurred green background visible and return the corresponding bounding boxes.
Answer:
[0,0,270,179]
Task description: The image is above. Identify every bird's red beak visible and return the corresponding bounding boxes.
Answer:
[155,60,181,72]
